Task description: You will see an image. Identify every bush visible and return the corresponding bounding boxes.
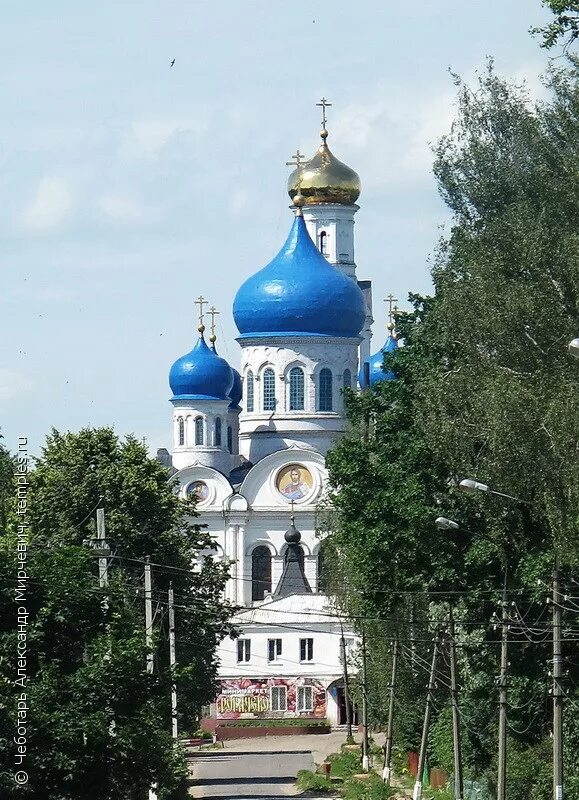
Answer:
[296,769,334,793]
[342,774,393,800]
[328,749,363,778]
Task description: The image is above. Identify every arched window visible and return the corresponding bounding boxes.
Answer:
[342,369,352,391]
[178,417,185,446]
[263,368,276,411]
[227,425,233,454]
[251,546,272,601]
[319,230,327,255]
[194,416,204,445]
[318,368,333,411]
[289,367,305,411]
[246,371,254,412]
[215,417,222,447]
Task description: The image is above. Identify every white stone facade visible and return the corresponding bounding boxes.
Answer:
[237,336,360,462]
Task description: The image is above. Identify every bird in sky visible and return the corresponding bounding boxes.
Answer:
[170,58,175,67]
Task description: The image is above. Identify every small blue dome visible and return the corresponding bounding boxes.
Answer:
[233,214,366,339]
[169,334,234,401]
[359,333,398,388]
[229,368,242,410]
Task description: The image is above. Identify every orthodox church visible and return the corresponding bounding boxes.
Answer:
[160,101,397,728]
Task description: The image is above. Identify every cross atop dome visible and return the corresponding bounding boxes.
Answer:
[194,295,207,333]
[316,96,332,131]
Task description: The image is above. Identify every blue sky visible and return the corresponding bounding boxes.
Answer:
[2,0,551,456]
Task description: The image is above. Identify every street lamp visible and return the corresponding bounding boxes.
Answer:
[435,516,460,530]
[569,338,579,360]
[458,478,528,505]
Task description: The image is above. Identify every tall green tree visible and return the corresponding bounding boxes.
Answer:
[325,63,579,799]
[0,428,231,800]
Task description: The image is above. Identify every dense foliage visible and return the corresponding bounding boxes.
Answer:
[0,428,231,800]
[326,65,579,799]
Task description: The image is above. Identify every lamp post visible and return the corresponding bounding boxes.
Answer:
[568,338,579,360]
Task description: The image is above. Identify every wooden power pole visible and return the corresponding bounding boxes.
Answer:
[383,638,398,784]
[361,630,370,772]
[340,624,353,741]
[552,558,564,800]
[168,583,178,740]
[144,557,154,675]
[448,608,464,800]
[497,578,509,800]
[413,630,440,800]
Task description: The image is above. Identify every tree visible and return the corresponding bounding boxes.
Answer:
[533,2,579,50]
[325,62,579,796]
[0,428,232,800]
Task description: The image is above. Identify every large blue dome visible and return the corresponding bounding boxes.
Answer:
[233,214,366,339]
[359,332,398,388]
[228,368,242,410]
[169,334,234,401]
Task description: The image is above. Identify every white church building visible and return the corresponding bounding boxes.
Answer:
[159,102,397,728]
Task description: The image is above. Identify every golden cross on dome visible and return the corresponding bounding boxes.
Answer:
[384,293,399,325]
[194,295,207,329]
[316,96,332,128]
[286,150,305,169]
[208,305,219,339]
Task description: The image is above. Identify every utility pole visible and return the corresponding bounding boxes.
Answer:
[144,556,154,675]
[95,508,109,610]
[383,638,398,784]
[144,557,158,800]
[361,629,370,772]
[553,557,564,800]
[340,623,353,741]
[448,608,464,800]
[497,576,509,800]
[168,583,178,740]
[413,630,440,800]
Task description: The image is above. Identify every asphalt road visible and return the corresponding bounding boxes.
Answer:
[188,744,314,799]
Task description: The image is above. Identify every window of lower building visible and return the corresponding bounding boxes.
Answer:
[300,638,314,662]
[271,685,287,712]
[227,425,233,454]
[267,638,282,662]
[318,368,333,411]
[289,366,305,411]
[263,367,276,411]
[215,417,222,446]
[237,638,251,663]
[246,371,255,412]
[297,685,314,712]
[194,416,204,445]
[178,417,185,446]
[251,546,272,601]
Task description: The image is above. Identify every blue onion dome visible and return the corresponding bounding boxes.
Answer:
[228,368,242,410]
[233,210,366,339]
[358,324,399,388]
[169,329,234,401]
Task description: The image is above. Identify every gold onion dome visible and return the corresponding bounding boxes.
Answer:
[287,129,361,206]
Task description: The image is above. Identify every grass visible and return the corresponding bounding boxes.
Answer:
[296,749,394,799]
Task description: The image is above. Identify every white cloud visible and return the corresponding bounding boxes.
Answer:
[0,369,33,402]
[97,192,146,224]
[22,176,72,232]
[126,117,210,159]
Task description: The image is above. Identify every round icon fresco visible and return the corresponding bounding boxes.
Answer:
[186,480,209,503]
[276,464,313,502]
